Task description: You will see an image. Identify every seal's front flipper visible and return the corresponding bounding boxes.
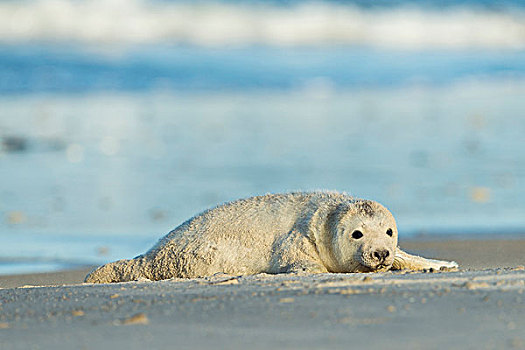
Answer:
[392,248,458,271]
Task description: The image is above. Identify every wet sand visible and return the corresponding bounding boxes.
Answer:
[0,239,524,350]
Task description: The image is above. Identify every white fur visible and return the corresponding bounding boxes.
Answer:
[85,191,456,283]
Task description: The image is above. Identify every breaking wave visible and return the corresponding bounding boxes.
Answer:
[0,0,524,49]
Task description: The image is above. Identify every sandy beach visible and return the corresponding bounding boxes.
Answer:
[0,238,524,350]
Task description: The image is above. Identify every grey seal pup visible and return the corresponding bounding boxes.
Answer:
[85,191,457,283]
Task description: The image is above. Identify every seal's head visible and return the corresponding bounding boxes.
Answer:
[326,199,398,273]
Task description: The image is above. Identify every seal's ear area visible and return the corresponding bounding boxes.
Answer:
[324,202,353,234]
[392,248,459,271]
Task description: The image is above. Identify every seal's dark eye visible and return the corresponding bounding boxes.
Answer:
[352,230,363,239]
[386,228,393,237]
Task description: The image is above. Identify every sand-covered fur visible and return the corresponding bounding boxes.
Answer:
[85,192,457,283]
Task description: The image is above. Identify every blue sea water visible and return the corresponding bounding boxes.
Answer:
[1,0,525,274]
[1,46,525,93]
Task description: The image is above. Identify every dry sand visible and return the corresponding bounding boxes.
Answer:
[0,238,524,350]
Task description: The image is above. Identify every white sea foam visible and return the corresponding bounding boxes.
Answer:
[0,0,524,49]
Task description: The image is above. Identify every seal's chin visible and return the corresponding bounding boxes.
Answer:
[357,263,392,273]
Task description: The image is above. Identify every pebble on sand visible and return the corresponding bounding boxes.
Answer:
[121,313,149,326]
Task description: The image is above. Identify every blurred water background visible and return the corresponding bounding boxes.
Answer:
[1,0,525,274]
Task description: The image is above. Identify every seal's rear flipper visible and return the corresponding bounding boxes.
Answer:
[392,248,458,271]
[84,257,152,283]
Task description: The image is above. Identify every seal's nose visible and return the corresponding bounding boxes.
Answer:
[372,249,390,263]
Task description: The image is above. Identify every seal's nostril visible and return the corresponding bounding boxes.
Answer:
[373,250,390,262]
